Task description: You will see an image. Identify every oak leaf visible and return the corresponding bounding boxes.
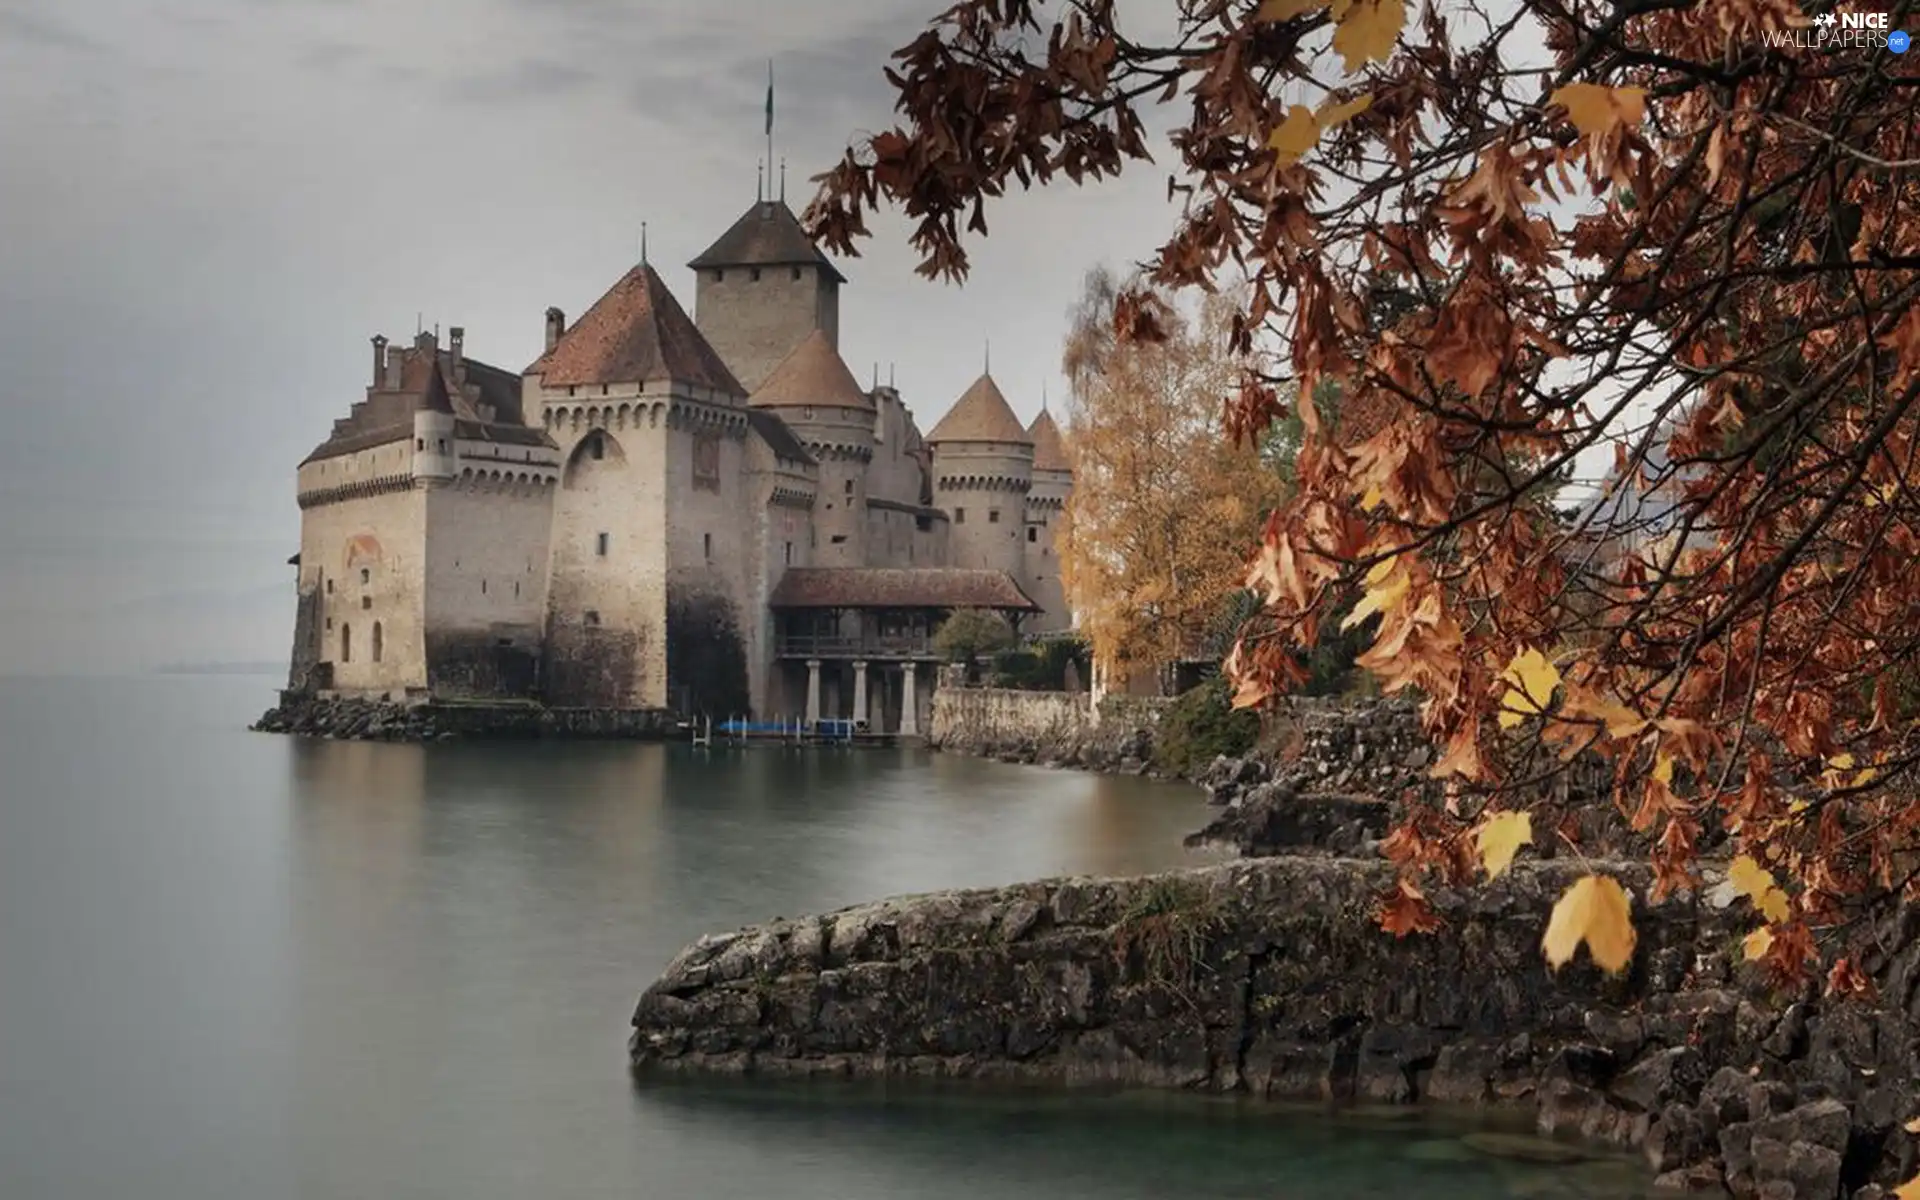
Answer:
[1329,0,1405,72]
[1550,83,1648,138]
[1378,879,1443,936]
[1498,646,1561,728]
[1542,874,1636,973]
[1476,810,1532,879]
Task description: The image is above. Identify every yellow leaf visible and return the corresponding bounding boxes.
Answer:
[1651,751,1674,786]
[1542,875,1637,973]
[1743,927,1773,962]
[1904,1117,1920,1134]
[1476,810,1533,879]
[1316,92,1373,130]
[1256,0,1324,20]
[1343,558,1409,631]
[1897,1175,1920,1200]
[1727,855,1776,904]
[1328,0,1405,72]
[1498,647,1561,727]
[1829,752,1856,771]
[1550,83,1648,138]
[1268,105,1321,164]
[1759,887,1791,924]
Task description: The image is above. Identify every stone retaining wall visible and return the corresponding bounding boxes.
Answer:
[631,857,1920,1197]
[250,693,679,741]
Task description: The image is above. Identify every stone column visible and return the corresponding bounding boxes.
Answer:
[852,661,869,729]
[899,661,919,736]
[805,659,822,726]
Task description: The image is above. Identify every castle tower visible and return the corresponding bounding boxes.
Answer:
[750,330,873,568]
[926,373,1033,582]
[523,260,754,715]
[1022,406,1072,631]
[688,199,845,394]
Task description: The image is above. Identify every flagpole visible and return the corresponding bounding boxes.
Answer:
[765,59,774,204]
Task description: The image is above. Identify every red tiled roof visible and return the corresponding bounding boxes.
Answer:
[927,374,1032,445]
[751,329,873,411]
[768,568,1040,611]
[303,339,556,466]
[526,262,744,394]
[689,200,847,284]
[1027,407,1070,471]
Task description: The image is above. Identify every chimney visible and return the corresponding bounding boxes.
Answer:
[448,326,465,380]
[371,335,388,387]
[544,307,565,353]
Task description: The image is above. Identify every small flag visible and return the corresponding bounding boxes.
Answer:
[765,61,774,137]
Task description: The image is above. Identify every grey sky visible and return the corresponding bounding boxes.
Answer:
[0,0,1182,675]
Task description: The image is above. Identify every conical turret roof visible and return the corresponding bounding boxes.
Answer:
[526,262,743,395]
[927,374,1031,445]
[750,330,872,411]
[1027,407,1070,471]
[689,199,846,284]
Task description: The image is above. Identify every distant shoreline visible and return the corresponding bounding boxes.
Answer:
[151,662,287,677]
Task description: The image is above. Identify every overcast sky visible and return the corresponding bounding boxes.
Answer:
[0,0,1187,676]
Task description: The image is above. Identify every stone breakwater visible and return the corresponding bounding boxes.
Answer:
[632,857,1920,1198]
[251,693,678,741]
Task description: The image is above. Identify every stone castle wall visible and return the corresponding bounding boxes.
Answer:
[693,264,839,394]
[296,452,429,698]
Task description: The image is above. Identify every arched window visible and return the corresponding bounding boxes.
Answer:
[341,623,352,663]
[372,622,383,663]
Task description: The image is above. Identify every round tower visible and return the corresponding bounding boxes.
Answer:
[1022,405,1073,630]
[750,330,874,567]
[926,373,1034,580]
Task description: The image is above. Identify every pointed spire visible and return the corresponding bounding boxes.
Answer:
[764,59,775,196]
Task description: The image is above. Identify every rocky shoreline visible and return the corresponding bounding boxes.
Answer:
[250,693,679,741]
[630,856,1919,1197]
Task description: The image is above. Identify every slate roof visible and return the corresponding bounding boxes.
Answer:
[746,408,816,466]
[751,329,873,411]
[526,262,744,394]
[927,374,1032,445]
[768,568,1040,611]
[689,199,847,284]
[303,341,557,466]
[1028,407,1071,471]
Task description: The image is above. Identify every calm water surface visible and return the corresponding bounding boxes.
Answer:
[0,676,1652,1198]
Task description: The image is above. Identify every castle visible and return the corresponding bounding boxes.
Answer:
[283,198,1073,734]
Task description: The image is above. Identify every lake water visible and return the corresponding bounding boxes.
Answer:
[0,675,1653,1198]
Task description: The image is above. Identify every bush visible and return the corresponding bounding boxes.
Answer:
[987,634,1091,690]
[933,608,1015,662]
[1152,675,1260,776]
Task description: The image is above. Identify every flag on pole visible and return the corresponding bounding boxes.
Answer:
[765,61,774,137]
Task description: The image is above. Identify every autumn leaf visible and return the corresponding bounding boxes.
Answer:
[1897,1176,1920,1200]
[1328,0,1405,72]
[1498,646,1561,728]
[1728,854,1792,924]
[1344,558,1410,630]
[1379,879,1443,936]
[1743,927,1773,961]
[1317,93,1373,130]
[1255,0,1324,21]
[1550,83,1648,138]
[1476,810,1532,879]
[1542,875,1637,973]
[1268,105,1320,164]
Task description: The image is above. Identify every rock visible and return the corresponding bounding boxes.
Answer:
[1612,1046,1705,1114]
[1652,1163,1731,1194]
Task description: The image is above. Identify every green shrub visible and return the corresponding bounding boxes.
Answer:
[1152,675,1260,775]
[933,609,1015,662]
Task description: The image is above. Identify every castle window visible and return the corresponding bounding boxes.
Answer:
[1028,527,1037,542]
[361,596,371,611]
[481,579,488,594]
[989,509,1001,523]
[791,266,801,280]
[596,532,609,557]
[416,438,425,451]
[955,508,966,523]
[830,534,847,544]
[325,617,333,630]
[360,568,370,585]
[844,479,853,496]
[785,541,793,565]
[703,532,712,561]
[341,623,352,663]
[584,610,600,627]
[372,622,383,663]
[514,581,521,597]
[750,268,761,282]
[438,439,447,452]
[590,436,604,461]
[711,270,723,282]
[326,579,334,595]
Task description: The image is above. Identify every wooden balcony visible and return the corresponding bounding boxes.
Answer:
[775,633,939,661]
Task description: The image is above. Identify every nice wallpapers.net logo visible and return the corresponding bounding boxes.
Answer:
[1765,10,1911,51]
